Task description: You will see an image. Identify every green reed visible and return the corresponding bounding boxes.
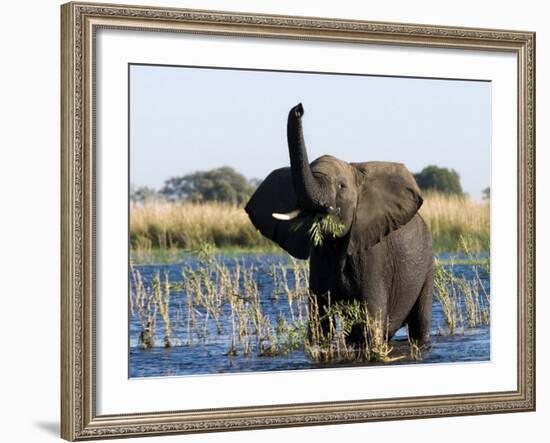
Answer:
[130,264,157,349]
[433,235,490,334]
[130,236,490,362]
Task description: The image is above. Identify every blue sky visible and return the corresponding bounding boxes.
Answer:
[130,64,490,199]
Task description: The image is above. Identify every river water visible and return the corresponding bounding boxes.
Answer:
[129,253,490,378]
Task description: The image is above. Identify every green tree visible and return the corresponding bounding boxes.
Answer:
[160,166,257,205]
[482,187,490,200]
[130,184,159,203]
[413,165,463,195]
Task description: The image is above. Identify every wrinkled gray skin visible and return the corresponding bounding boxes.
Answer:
[245,103,433,346]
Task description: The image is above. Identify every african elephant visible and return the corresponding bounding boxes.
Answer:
[245,103,433,347]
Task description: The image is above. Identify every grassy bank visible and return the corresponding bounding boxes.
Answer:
[130,192,489,254]
[420,192,489,252]
[130,201,276,253]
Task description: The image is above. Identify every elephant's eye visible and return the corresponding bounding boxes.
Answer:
[338,183,346,189]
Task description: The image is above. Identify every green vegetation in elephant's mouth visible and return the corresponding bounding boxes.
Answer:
[292,212,346,247]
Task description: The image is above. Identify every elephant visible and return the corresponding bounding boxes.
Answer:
[245,103,433,348]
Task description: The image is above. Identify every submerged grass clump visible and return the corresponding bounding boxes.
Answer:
[305,296,401,363]
[152,272,172,348]
[130,236,490,365]
[130,264,157,349]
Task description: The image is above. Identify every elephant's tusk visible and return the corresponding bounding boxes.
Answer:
[272,209,302,221]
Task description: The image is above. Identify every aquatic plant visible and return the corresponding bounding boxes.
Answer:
[129,236,490,364]
[152,271,172,348]
[130,264,157,349]
[408,336,423,361]
[306,298,403,363]
[433,235,490,334]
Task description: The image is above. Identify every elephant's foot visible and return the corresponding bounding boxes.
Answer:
[405,276,434,349]
[306,318,330,345]
[345,326,366,350]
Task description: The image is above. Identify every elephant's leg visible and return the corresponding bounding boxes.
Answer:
[307,291,332,344]
[347,322,366,349]
[308,253,334,344]
[405,274,433,347]
[347,300,390,351]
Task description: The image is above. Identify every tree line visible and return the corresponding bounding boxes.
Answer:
[131,165,488,204]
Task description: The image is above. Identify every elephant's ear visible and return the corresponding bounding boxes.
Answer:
[245,167,312,259]
[349,162,423,253]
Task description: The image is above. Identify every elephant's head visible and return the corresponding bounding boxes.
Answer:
[245,103,423,259]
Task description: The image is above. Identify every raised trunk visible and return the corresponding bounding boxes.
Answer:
[287,103,325,211]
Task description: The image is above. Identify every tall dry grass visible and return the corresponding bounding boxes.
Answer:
[419,191,490,252]
[130,192,490,253]
[130,201,274,252]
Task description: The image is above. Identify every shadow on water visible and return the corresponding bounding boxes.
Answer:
[129,253,490,378]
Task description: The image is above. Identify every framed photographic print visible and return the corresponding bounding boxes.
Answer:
[61,1,536,440]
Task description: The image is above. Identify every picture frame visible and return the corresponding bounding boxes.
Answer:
[60,1,536,440]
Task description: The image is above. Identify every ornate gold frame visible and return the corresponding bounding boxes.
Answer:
[60,2,536,440]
